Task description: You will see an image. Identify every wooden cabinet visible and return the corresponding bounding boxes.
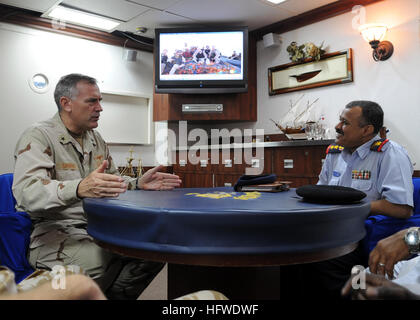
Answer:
[173,141,331,189]
[153,35,257,122]
[174,146,269,188]
[272,144,328,187]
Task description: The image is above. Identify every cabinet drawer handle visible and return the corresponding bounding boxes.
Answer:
[251,159,260,168]
[200,160,208,167]
[284,159,293,169]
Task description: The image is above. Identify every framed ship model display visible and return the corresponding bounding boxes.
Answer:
[268,49,353,95]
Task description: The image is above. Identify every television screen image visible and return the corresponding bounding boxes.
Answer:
[155,27,248,93]
[159,31,244,81]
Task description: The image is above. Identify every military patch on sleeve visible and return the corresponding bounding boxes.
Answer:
[370,138,389,152]
[18,143,31,155]
[326,144,344,154]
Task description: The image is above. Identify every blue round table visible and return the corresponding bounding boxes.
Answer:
[83,187,370,267]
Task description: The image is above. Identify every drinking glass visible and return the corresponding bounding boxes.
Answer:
[313,123,325,140]
[305,122,315,140]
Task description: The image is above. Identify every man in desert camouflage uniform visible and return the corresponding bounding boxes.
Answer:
[12,73,182,299]
[0,265,228,300]
[0,265,101,299]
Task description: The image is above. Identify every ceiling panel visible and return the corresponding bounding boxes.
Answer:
[166,0,293,31]
[62,0,150,21]
[125,0,185,11]
[0,0,59,12]
[118,8,197,38]
[276,0,337,15]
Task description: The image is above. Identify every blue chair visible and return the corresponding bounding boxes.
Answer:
[0,173,34,283]
[363,177,420,255]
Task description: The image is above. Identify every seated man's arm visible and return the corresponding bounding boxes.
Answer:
[370,199,413,219]
[316,153,331,185]
[342,272,420,300]
[99,141,182,191]
[13,128,82,212]
[136,165,182,191]
[76,160,127,198]
[13,129,127,207]
[368,228,411,278]
[374,142,414,219]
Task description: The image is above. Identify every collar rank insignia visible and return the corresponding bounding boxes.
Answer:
[370,138,389,152]
[352,170,371,180]
[326,144,344,154]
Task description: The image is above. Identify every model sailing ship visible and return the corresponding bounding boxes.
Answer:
[270,94,319,134]
[119,146,143,178]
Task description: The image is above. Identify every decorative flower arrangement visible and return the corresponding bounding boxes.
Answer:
[286,41,326,62]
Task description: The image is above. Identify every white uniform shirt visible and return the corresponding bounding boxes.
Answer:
[318,135,414,207]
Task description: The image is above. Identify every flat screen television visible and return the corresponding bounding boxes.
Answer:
[154,26,248,94]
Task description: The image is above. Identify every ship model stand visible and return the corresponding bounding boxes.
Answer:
[119,146,143,178]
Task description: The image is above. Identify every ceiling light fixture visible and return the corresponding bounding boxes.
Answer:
[358,23,394,61]
[266,0,288,4]
[44,5,121,32]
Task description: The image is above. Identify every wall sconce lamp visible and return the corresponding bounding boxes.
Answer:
[358,23,394,61]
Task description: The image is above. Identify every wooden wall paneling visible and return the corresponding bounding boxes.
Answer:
[264,148,273,174]
[271,145,327,187]
[173,150,186,172]
[213,149,245,174]
[310,145,327,178]
[181,172,213,188]
[241,146,270,175]
[284,177,312,188]
[272,148,306,177]
[186,149,211,173]
[174,144,328,188]
[214,173,242,188]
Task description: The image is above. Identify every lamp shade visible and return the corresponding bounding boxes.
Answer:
[358,23,388,43]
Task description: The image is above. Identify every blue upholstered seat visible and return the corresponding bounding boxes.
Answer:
[363,177,420,254]
[0,173,34,283]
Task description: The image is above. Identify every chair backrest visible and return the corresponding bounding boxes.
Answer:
[0,173,17,212]
[413,177,420,215]
[0,173,34,283]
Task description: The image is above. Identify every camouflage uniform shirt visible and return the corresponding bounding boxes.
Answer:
[12,112,137,255]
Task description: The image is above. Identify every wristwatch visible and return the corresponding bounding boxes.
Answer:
[404,227,420,255]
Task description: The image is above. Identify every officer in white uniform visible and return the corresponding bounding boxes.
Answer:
[318,135,413,207]
[301,100,414,299]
